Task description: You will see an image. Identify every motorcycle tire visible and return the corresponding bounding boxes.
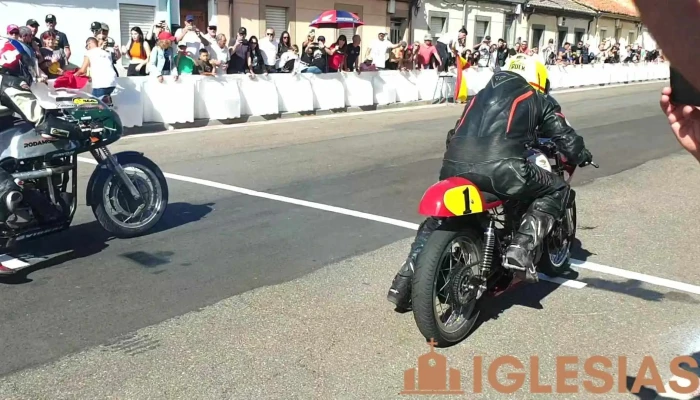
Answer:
[411,225,484,347]
[539,200,577,277]
[91,154,169,238]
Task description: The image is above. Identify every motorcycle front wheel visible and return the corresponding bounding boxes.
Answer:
[411,226,484,347]
[91,154,168,238]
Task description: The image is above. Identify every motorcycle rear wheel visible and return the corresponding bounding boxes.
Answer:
[91,154,168,238]
[411,226,484,347]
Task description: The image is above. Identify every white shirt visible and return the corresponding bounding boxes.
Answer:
[207,41,229,74]
[259,38,278,67]
[437,33,457,47]
[369,39,393,69]
[174,29,203,58]
[85,47,117,89]
[477,44,490,67]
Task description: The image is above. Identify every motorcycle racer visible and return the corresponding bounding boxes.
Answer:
[387,54,593,311]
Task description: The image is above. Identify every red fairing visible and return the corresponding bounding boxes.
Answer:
[418,176,504,216]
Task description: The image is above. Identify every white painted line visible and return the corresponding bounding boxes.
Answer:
[77,152,700,296]
[538,274,588,289]
[0,254,30,270]
[122,79,668,139]
[570,259,700,295]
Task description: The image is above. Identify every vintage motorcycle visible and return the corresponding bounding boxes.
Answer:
[410,138,598,346]
[0,86,168,261]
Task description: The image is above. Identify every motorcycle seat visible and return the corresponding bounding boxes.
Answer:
[481,191,501,204]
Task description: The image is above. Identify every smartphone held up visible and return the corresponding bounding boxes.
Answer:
[669,66,700,106]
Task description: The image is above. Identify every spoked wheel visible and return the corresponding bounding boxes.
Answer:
[540,200,577,276]
[92,155,168,238]
[411,228,485,347]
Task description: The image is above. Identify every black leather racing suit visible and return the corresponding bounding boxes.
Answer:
[387,70,592,309]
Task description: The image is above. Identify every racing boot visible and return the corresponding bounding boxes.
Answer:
[504,210,555,284]
[387,217,442,311]
[37,113,83,141]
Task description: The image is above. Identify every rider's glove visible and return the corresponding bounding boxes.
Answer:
[577,148,593,167]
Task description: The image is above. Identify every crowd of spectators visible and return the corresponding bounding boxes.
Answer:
[3,14,667,88]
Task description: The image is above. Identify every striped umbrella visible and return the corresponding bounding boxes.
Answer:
[310,10,364,29]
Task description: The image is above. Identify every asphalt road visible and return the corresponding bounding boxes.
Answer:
[1,81,698,399]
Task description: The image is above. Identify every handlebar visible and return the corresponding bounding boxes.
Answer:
[529,140,599,169]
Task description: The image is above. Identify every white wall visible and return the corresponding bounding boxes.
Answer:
[527,14,592,48]
[465,1,513,46]
[413,0,465,42]
[0,0,167,65]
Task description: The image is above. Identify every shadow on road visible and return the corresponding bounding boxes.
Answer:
[0,202,214,285]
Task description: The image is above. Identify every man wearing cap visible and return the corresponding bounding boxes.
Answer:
[40,14,70,60]
[366,31,401,70]
[227,27,249,74]
[174,15,210,58]
[26,19,42,50]
[6,25,19,40]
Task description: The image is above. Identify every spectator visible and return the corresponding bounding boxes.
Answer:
[509,42,520,56]
[542,38,556,65]
[386,41,406,70]
[205,24,217,42]
[344,34,361,72]
[38,31,67,79]
[145,21,168,49]
[452,28,468,61]
[149,31,179,82]
[436,29,460,71]
[195,48,214,76]
[495,39,508,67]
[41,14,70,61]
[174,15,210,58]
[487,44,498,68]
[6,25,19,40]
[75,37,118,104]
[259,27,278,73]
[296,44,322,74]
[594,43,607,63]
[366,32,400,70]
[174,41,196,75]
[207,34,229,74]
[123,27,151,76]
[605,45,620,63]
[520,40,529,54]
[246,35,267,77]
[415,34,441,69]
[278,44,298,73]
[360,57,378,72]
[558,42,573,64]
[26,19,41,50]
[326,34,348,73]
[227,27,249,74]
[276,31,292,70]
[474,35,491,67]
[301,29,316,52]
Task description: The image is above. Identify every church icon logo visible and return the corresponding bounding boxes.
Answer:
[401,338,464,395]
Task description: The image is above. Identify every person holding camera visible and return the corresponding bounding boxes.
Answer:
[174,15,210,59]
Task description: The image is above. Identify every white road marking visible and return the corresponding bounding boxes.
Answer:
[79,156,700,294]
[122,79,668,139]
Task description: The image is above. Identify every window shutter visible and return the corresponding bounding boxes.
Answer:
[119,4,156,66]
[265,6,288,37]
[429,17,444,36]
[475,21,487,40]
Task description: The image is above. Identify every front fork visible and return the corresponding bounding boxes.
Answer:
[90,146,142,202]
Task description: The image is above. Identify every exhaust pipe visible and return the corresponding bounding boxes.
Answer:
[5,191,22,213]
[12,165,73,180]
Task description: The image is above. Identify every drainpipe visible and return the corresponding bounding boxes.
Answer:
[166,0,172,27]
[229,0,234,38]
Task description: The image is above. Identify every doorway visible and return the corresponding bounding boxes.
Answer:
[180,0,209,29]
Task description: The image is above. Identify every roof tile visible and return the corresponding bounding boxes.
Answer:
[528,0,597,14]
[570,0,639,17]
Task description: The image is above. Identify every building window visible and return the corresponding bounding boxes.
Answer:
[475,20,489,44]
[557,29,567,47]
[390,18,406,44]
[574,30,584,45]
[600,29,607,40]
[119,3,156,67]
[531,28,544,48]
[628,31,636,45]
[265,6,288,37]
[336,4,362,41]
[429,16,447,38]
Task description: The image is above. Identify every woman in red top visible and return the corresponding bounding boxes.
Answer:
[326,35,348,73]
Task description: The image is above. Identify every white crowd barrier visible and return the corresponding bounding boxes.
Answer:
[48,62,670,128]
